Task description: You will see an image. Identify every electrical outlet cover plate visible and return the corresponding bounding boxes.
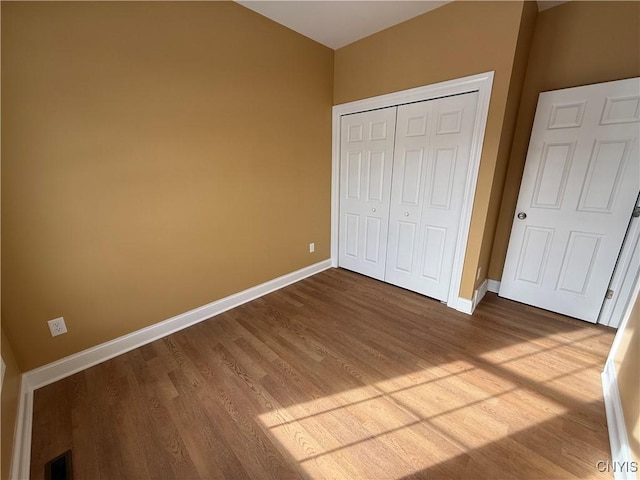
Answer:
[48,317,68,337]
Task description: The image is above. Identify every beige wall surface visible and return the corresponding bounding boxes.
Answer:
[334,1,529,299]
[1,328,21,480]
[488,1,640,280]
[1,1,334,370]
[474,1,537,291]
[614,289,640,463]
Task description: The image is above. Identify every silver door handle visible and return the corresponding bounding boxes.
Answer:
[372,208,376,213]
[517,212,527,220]
[404,212,409,217]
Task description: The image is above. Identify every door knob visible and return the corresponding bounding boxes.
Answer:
[517,212,527,220]
[404,212,409,217]
[372,208,376,213]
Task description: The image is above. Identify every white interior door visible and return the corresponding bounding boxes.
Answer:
[500,78,640,323]
[338,107,397,280]
[385,92,478,301]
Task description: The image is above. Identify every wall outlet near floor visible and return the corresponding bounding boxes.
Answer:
[48,317,68,337]
[476,267,482,280]
[309,242,315,253]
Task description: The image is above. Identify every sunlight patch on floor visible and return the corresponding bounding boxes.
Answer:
[256,358,586,479]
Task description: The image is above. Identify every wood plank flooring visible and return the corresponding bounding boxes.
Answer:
[30,268,616,479]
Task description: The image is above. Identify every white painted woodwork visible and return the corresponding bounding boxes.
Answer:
[331,72,495,314]
[338,92,479,301]
[385,92,478,300]
[338,107,397,280]
[598,193,640,328]
[500,78,640,323]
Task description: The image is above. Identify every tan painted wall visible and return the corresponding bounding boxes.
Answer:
[334,1,532,299]
[614,288,640,463]
[488,1,640,280]
[1,328,21,480]
[474,1,537,291]
[1,2,334,370]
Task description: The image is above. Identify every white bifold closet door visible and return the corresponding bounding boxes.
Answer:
[339,92,478,302]
[385,93,477,300]
[338,107,397,280]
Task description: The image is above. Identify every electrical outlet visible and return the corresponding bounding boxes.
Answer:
[309,242,315,253]
[48,317,67,337]
[476,267,482,280]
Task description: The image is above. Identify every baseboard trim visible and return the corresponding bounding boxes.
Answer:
[487,279,501,294]
[454,297,474,315]
[10,259,332,480]
[474,279,489,310]
[601,359,635,480]
[27,259,332,390]
[455,279,490,315]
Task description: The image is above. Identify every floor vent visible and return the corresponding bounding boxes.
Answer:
[45,450,73,480]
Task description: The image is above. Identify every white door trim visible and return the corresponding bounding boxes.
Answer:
[331,71,494,312]
[598,195,640,327]
[602,272,640,479]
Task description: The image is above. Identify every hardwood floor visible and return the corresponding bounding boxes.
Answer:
[31,268,616,479]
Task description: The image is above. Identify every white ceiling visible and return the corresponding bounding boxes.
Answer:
[236,1,569,50]
[237,1,452,49]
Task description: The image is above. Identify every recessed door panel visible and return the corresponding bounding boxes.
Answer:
[370,120,389,140]
[556,232,602,295]
[547,102,586,129]
[364,217,382,263]
[600,96,640,124]
[348,124,363,142]
[515,227,554,285]
[577,139,630,213]
[421,226,446,281]
[346,152,362,200]
[406,115,428,137]
[367,151,386,202]
[344,214,359,258]
[531,143,575,209]
[436,109,463,135]
[399,149,424,205]
[394,222,417,273]
[500,77,640,323]
[429,147,457,210]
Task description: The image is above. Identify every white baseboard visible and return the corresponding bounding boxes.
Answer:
[487,279,501,294]
[10,259,332,480]
[474,279,489,310]
[454,297,474,314]
[454,279,490,315]
[601,359,636,480]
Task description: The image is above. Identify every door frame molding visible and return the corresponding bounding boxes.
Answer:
[598,195,640,327]
[331,71,494,312]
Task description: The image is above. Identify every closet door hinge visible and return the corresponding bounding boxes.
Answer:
[605,289,614,300]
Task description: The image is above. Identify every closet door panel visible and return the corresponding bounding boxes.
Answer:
[385,104,432,286]
[338,107,397,280]
[385,92,478,301]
